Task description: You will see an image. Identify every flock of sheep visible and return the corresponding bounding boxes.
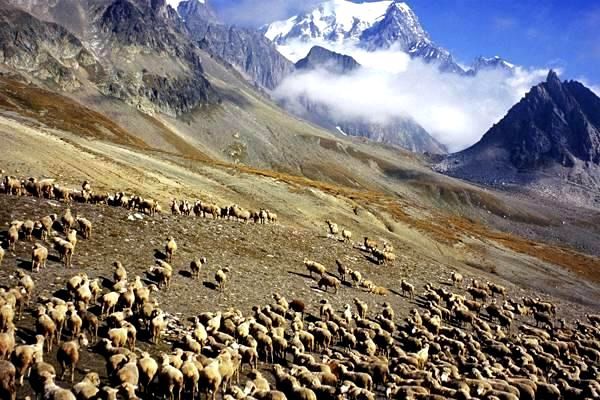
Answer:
[0,173,599,400]
[2,175,277,225]
[170,200,277,225]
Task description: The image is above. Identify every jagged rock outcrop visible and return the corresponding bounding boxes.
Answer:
[178,0,294,90]
[0,4,103,89]
[438,71,600,190]
[295,46,360,74]
[1,0,218,115]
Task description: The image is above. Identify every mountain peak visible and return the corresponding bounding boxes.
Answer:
[439,76,600,189]
[546,69,561,84]
[295,45,360,74]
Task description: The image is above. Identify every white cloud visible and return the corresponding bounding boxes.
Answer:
[274,42,548,152]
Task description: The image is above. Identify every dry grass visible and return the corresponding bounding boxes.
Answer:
[0,75,148,148]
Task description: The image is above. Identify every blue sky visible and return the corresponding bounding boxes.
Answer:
[209,0,600,87]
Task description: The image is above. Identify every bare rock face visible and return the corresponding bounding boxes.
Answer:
[438,71,600,194]
[295,46,360,75]
[0,6,103,90]
[178,0,294,90]
[1,0,219,116]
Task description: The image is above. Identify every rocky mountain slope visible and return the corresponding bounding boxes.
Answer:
[3,0,218,115]
[437,71,600,205]
[178,0,294,90]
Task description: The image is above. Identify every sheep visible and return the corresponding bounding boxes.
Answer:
[354,298,368,319]
[215,267,230,292]
[115,354,139,388]
[468,286,489,302]
[158,354,184,400]
[267,210,278,224]
[338,364,373,391]
[53,185,73,204]
[57,334,88,383]
[31,243,48,272]
[67,229,78,252]
[303,259,326,278]
[533,311,553,329]
[3,176,23,195]
[108,326,129,349]
[73,372,100,400]
[22,220,35,241]
[17,271,34,296]
[369,285,388,296]
[181,353,200,399]
[190,257,207,280]
[0,247,3,266]
[335,259,349,282]
[66,305,82,339]
[76,217,92,239]
[0,326,15,360]
[0,360,16,400]
[137,351,158,394]
[38,214,56,241]
[364,237,378,251]
[372,249,396,265]
[150,311,168,344]
[451,271,464,287]
[198,359,222,400]
[52,238,74,267]
[35,307,56,352]
[11,335,44,386]
[165,236,177,263]
[318,275,340,293]
[400,279,415,299]
[350,270,363,287]
[325,220,339,235]
[7,223,18,253]
[113,261,127,284]
[151,260,173,289]
[101,292,120,317]
[61,209,75,234]
[29,352,56,399]
[342,229,352,242]
[45,302,68,341]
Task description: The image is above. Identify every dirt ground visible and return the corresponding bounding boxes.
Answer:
[1,193,598,399]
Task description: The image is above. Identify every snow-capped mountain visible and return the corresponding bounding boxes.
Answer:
[468,56,515,75]
[263,0,463,73]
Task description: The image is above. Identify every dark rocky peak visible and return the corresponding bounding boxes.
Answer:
[460,73,600,169]
[295,46,360,74]
[178,0,218,23]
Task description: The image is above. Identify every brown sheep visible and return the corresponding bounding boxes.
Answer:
[52,238,74,268]
[76,217,92,239]
[38,215,56,241]
[31,243,48,272]
[61,209,75,234]
[57,334,88,383]
[7,224,18,253]
[165,236,177,263]
[190,257,207,280]
[0,360,16,400]
[318,276,340,293]
[304,259,326,278]
[22,220,35,241]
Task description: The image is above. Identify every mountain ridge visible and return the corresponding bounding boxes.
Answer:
[437,70,600,205]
